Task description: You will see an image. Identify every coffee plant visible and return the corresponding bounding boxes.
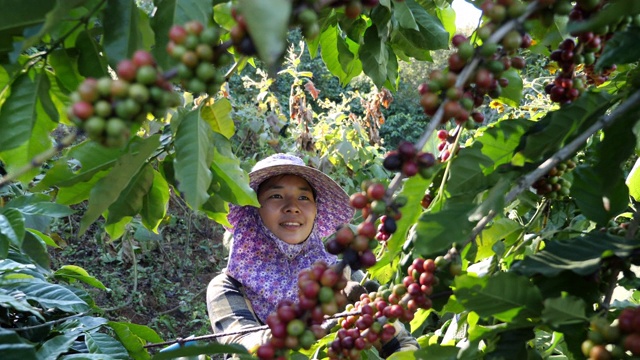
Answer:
[2,0,640,359]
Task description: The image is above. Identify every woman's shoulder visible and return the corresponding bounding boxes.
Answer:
[209,270,243,289]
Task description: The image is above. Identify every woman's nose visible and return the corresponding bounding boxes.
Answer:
[283,199,301,213]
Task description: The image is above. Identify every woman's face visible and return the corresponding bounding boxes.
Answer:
[257,174,317,245]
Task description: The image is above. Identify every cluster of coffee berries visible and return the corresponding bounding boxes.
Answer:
[166,21,230,95]
[328,257,439,359]
[292,6,321,39]
[581,308,640,359]
[542,0,631,104]
[69,51,179,148]
[228,8,258,56]
[329,297,397,360]
[417,0,531,125]
[544,38,586,103]
[383,141,437,178]
[617,307,640,356]
[434,247,463,277]
[325,225,378,270]
[531,159,576,199]
[257,262,349,359]
[436,129,455,161]
[375,215,396,242]
[601,220,633,237]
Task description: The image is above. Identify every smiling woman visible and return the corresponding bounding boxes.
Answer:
[205,153,419,356]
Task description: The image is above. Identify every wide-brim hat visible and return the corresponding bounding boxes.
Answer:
[227,153,354,238]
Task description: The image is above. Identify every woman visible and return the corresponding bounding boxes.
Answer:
[206,153,417,357]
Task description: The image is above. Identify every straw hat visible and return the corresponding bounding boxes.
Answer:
[227,153,354,238]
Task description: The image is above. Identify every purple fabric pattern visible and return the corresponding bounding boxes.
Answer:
[224,154,354,323]
[226,208,336,323]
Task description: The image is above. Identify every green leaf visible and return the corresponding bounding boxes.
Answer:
[109,321,162,360]
[54,265,107,290]
[0,292,43,318]
[435,2,456,37]
[75,30,108,78]
[174,111,213,210]
[103,0,144,69]
[516,91,612,162]
[86,333,129,360]
[476,217,521,261]
[393,0,419,31]
[496,68,523,107]
[404,0,449,50]
[22,0,86,49]
[597,27,640,71]
[0,102,56,185]
[412,345,460,359]
[566,0,640,35]
[572,166,628,226]
[106,163,154,225]
[454,272,543,322]
[0,73,38,151]
[337,35,363,84]
[359,25,387,88]
[541,294,588,328]
[79,136,160,234]
[34,141,122,190]
[151,0,212,70]
[152,343,249,360]
[238,0,291,71]
[414,203,475,257]
[55,169,110,205]
[0,0,53,32]
[484,328,535,359]
[140,170,169,232]
[511,232,639,277]
[21,231,49,269]
[200,98,235,139]
[109,321,163,343]
[320,23,360,85]
[25,231,57,250]
[210,132,258,207]
[626,157,640,201]
[7,193,74,217]
[446,145,494,196]
[0,327,37,360]
[2,281,89,313]
[37,334,78,360]
[0,208,26,256]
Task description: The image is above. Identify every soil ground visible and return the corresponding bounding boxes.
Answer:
[48,195,229,352]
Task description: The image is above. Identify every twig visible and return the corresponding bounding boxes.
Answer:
[143,309,364,349]
[0,131,77,189]
[468,90,640,244]
[12,311,90,332]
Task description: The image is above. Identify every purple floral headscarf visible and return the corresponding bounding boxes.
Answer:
[225,154,354,323]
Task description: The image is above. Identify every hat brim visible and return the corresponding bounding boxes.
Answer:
[227,164,354,239]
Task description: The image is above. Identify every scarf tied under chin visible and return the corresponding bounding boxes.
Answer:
[226,208,336,323]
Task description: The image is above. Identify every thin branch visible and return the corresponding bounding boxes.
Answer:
[468,90,640,244]
[144,309,364,349]
[12,311,90,332]
[0,131,78,189]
